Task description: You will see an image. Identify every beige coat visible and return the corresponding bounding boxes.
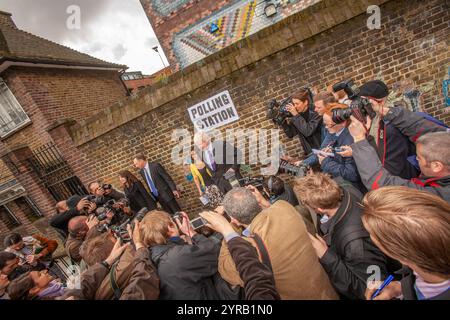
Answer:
[219,200,338,300]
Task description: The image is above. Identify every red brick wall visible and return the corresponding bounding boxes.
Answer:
[68,0,450,215]
[0,67,127,240]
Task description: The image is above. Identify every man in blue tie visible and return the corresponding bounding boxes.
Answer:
[133,153,181,215]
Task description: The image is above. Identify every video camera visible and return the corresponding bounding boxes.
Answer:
[331,79,377,124]
[266,87,314,126]
[266,97,294,126]
[238,176,265,192]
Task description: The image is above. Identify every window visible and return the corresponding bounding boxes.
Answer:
[0,78,30,137]
[14,196,42,222]
[0,205,21,230]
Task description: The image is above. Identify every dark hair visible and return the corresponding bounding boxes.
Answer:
[4,233,22,247]
[291,88,312,104]
[7,272,34,300]
[118,170,139,188]
[134,153,147,161]
[265,176,285,196]
[0,251,18,269]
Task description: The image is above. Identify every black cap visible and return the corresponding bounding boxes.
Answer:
[359,80,389,99]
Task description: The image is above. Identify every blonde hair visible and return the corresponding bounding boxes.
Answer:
[292,173,343,209]
[140,210,174,247]
[362,186,450,277]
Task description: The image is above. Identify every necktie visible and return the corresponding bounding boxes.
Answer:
[144,168,159,197]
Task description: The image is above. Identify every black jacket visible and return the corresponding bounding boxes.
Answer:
[150,235,221,300]
[50,207,80,237]
[139,162,177,202]
[318,187,389,300]
[198,141,243,194]
[282,109,322,155]
[376,119,419,179]
[124,181,157,213]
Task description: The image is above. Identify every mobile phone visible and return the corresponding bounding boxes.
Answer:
[190,217,208,230]
[312,149,334,157]
[199,194,210,206]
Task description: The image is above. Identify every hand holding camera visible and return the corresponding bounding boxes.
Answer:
[348,115,371,142]
[104,240,130,266]
[173,212,198,237]
[126,220,144,250]
[199,211,235,236]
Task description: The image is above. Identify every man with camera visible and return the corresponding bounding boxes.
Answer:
[293,173,390,300]
[138,211,225,300]
[65,215,101,264]
[216,187,338,300]
[279,88,323,156]
[88,181,125,205]
[349,119,450,201]
[50,195,97,240]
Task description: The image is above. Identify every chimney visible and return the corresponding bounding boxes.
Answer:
[0,11,17,29]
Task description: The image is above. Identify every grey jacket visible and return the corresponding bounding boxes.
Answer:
[351,107,450,202]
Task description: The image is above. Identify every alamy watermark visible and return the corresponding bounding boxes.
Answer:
[66,5,81,30]
[367,5,381,30]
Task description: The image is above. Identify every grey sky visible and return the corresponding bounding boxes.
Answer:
[0,0,168,74]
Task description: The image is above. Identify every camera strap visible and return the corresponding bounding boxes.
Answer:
[109,261,122,300]
[251,233,273,273]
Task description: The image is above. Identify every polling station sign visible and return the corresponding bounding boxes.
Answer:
[188,90,239,131]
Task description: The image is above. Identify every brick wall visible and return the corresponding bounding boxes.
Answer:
[0,67,127,239]
[61,0,449,216]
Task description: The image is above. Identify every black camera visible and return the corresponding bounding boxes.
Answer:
[109,207,149,243]
[266,97,293,126]
[331,79,377,124]
[83,195,104,206]
[102,184,112,190]
[279,159,309,177]
[238,176,265,191]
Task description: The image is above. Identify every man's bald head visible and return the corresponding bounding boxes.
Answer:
[68,216,88,238]
[56,201,69,213]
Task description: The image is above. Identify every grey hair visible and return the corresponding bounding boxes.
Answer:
[417,131,450,167]
[193,131,210,146]
[222,187,262,225]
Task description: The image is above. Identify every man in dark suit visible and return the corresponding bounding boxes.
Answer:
[193,131,242,194]
[133,153,181,214]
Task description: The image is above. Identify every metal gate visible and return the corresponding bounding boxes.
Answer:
[27,142,88,201]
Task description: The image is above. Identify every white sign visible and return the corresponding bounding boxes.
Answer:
[188,90,239,131]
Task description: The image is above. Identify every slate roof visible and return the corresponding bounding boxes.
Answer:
[0,12,127,70]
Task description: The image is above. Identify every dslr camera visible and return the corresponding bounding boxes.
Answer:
[173,212,208,231]
[102,207,149,243]
[332,79,377,124]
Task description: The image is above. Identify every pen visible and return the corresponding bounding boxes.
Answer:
[371,274,395,300]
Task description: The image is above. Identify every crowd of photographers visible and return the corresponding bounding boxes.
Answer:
[1,78,449,301]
